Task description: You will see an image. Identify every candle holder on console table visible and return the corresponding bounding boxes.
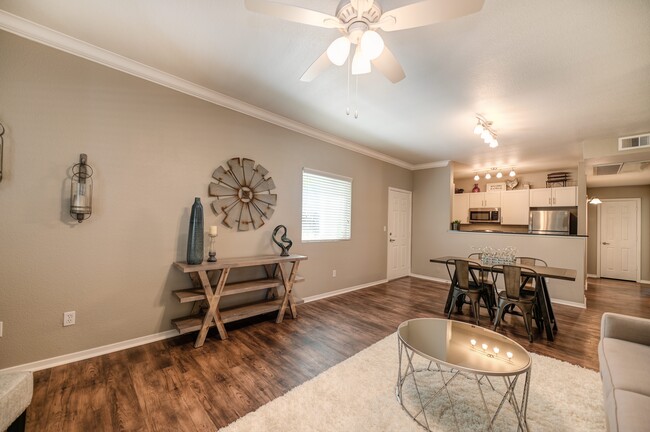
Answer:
[208,226,218,262]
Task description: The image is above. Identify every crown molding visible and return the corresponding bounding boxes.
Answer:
[0,10,419,170]
[412,160,450,170]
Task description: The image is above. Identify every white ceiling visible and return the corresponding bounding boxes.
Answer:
[1,0,650,183]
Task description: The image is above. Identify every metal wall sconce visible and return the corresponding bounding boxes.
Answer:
[0,121,5,182]
[70,153,94,222]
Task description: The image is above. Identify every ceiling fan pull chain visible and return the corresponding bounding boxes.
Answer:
[346,55,351,116]
[354,75,359,119]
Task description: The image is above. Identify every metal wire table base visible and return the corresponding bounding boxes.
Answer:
[396,338,531,432]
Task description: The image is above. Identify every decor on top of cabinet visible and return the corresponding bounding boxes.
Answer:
[472,183,480,192]
[70,154,93,223]
[209,157,276,231]
[451,220,461,231]
[506,177,519,190]
[486,182,506,192]
[546,172,570,188]
[187,198,204,265]
[272,225,293,256]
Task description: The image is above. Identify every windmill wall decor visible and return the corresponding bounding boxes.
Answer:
[209,157,277,231]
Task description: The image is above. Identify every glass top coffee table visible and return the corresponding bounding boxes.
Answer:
[396,318,531,431]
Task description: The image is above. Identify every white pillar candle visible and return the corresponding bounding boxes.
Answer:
[209,225,218,236]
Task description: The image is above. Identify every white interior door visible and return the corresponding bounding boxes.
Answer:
[600,200,638,281]
[387,188,412,280]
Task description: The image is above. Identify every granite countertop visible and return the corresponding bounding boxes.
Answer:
[452,229,588,238]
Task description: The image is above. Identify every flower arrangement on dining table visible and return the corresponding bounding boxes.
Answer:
[474,246,517,265]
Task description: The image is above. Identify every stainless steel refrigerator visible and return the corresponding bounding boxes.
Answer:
[529,209,575,235]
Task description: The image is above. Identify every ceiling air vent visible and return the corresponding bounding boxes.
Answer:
[619,133,650,151]
[593,163,622,176]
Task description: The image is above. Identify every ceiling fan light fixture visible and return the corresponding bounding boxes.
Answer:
[589,197,602,205]
[359,30,384,60]
[473,122,483,135]
[489,138,498,148]
[474,173,480,181]
[327,36,351,66]
[496,171,503,178]
[485,172,492,180]
[509,168,516,177]
[351,45,371,75]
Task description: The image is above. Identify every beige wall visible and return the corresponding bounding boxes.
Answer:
[0,33,412,368]
[586,186,650,281]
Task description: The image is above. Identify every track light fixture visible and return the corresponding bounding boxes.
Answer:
[474,166,516,180]
[473,115,498,148]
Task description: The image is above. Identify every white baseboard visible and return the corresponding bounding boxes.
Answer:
[587,274,599,279]
[551,298,586,309]
[0,329,179,373]
[302,279,387,303]
[639,279,650,285]
[409,273,450,284]
[0,279,388,373]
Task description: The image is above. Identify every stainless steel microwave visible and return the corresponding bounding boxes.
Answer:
[469,208,501,223]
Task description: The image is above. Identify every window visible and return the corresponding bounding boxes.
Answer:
[301,168,352,242]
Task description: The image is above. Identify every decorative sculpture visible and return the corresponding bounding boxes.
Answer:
[209,157,277,231]
[272,225,293,256]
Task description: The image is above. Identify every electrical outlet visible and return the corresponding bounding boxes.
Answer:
[63,311,76,327]
[332,269,337,277]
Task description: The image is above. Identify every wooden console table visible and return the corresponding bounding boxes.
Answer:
[172,254,307,347]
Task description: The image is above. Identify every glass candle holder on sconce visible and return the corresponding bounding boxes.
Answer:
[208,225,218,262]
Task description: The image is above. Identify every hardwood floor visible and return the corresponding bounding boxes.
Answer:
[27,277,649,431]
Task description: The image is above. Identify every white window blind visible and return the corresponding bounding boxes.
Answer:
[302,169,352,242]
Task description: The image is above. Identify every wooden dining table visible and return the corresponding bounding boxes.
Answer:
[430,256,577,341]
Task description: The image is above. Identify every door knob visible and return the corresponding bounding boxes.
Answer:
[602,242,610,245]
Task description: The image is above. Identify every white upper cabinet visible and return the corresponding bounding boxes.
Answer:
[452,193,470,224]
[553,186,578,206]
[529,186,577,207]
[469,192,501,208]
[501,190,530,225]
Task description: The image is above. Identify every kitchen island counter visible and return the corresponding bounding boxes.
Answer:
[451,229,588,238]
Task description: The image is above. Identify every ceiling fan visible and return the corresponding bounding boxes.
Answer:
[244,0,485,83]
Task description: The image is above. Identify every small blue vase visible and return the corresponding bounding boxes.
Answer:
[186,197,204,265]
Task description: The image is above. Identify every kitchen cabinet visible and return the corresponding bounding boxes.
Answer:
[529,186,577,207]
[453,193,470,223]
[469,191,501,208]
[501,189,530,225]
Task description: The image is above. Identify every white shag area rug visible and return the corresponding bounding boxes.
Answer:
[220,333,606,431]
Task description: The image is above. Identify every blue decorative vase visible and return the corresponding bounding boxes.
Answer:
[186,197,204,265]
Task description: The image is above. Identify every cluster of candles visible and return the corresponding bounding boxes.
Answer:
[470,339,514,360]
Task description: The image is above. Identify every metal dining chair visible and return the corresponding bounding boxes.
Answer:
[491,264,541,342]
[446,259,494,325]
[468,252,498,311]
[516,257,547,292]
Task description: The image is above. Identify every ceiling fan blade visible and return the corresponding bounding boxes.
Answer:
[300,50,331,82]
[379,0,485,32]
[371,47,405,83]
[245,0,343,29]
[353,0,375,19]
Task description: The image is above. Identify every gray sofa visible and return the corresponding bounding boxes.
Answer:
[598,312,650,432]
[0,371,33,432]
